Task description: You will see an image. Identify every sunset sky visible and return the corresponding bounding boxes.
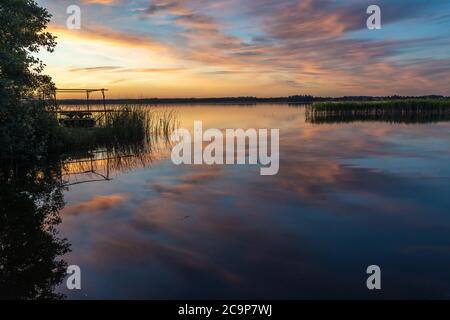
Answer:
[36,0,450,98]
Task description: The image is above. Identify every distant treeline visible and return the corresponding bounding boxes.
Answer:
[58,95,449,105]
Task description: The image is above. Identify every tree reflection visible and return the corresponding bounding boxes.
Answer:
[0,116,176,299]
[0,160,70,300]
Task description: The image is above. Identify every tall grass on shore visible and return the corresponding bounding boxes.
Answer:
[306,99,450,124]
[104,106,150,143]
[58,105,178,152]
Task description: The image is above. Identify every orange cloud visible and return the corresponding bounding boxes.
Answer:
[81,0,116,4]
[41,0,450,97]
[48,24,171,53]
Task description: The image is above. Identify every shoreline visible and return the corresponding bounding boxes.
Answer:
[56,95,449,106]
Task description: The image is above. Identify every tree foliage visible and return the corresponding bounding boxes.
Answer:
[0,0,59,162]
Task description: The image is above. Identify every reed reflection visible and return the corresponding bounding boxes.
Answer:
[61,136,173,186]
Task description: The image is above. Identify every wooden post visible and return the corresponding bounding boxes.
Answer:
[53,90,58,120]
[102,89,107,127]
[86,90,90,112]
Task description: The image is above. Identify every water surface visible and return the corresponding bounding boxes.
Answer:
[57,104,450,299]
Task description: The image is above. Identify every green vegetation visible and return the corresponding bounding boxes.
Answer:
[0,0,61,163]
[1,1,177,164]
[312,99,450,112]
[0,1,72,299]
[306,99,450,124]
[58,106,178,152]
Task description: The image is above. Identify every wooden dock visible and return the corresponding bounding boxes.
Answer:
[52,88,110,128]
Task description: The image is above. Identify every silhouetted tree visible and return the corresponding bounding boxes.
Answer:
[0,0,60,162]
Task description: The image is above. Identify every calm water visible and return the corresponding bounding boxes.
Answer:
[55,104,450,299]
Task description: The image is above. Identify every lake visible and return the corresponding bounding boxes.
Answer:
[55,104,450,299]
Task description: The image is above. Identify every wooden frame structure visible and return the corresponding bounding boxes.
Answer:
[53,88,110,127]
[61,150,141,186]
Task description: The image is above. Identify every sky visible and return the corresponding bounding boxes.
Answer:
[36,0,450,98]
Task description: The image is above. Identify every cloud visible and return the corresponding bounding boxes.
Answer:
[81,0,117,4]
[48,24,171,53]
[68,66,186,73]
[144,2,180,15]
[43,0,450,96]
[68,66,123,72]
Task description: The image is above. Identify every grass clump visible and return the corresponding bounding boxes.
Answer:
[312,99,450,112]
[58,105,178,152]
[306,99,450,124]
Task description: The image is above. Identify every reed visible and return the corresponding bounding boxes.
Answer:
[306,99,450,124]
[58,105,178,152]
[104,106,149,143]
[312,99,450,112]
